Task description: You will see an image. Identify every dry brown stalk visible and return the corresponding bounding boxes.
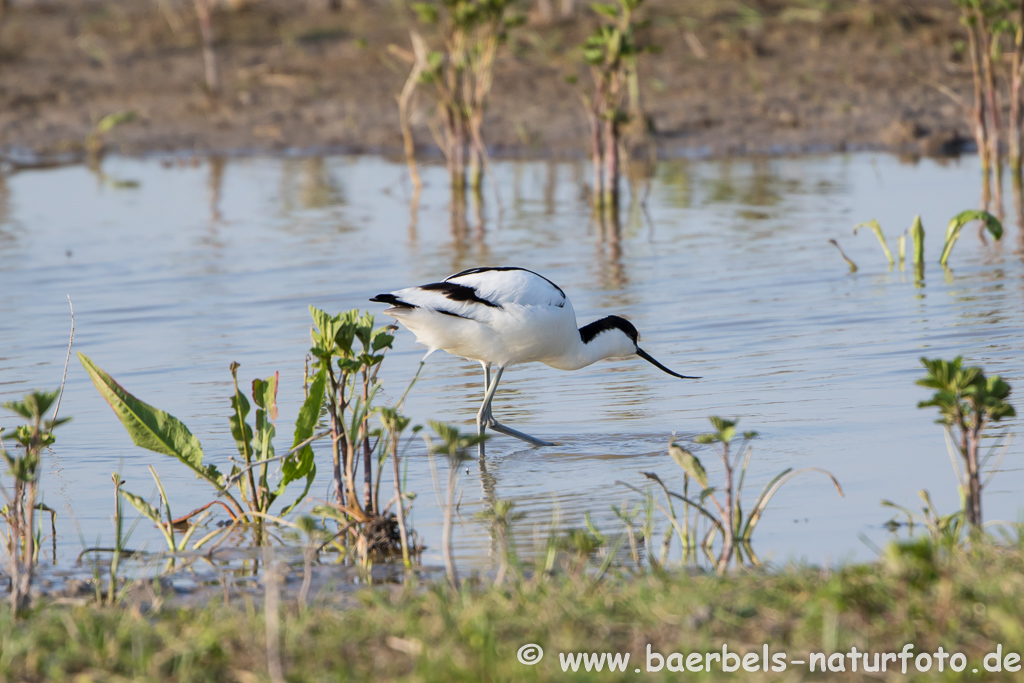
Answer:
[193,0,220,94]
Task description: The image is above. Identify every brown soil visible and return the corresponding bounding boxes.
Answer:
[0,0,978,165]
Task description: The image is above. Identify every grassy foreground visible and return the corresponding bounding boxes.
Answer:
[3,539,1024,682]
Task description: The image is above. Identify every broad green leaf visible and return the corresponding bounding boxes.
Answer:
[708,416,736,434]
[78,352,223,488]
[120,489,161,526]
[355,313,375,349]
[252,371,279,462]
[309,305,342,358]
[1,400,33,420]
[940,210,1002,266]
[2,390,59,421]
[253,373,279,421]
[232,463,249,503]
[379,407,411,434]
[427,420,482,464]
[669,443,708,489]
[252,372,279,507]
[372,327,395,353]
[277,368,327,513]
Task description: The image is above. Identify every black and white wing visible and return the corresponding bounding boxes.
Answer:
[444,267,566,309]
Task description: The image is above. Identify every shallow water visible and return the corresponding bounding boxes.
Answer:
[1,153,1022,577]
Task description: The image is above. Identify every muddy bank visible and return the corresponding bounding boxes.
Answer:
[0,0,973,164]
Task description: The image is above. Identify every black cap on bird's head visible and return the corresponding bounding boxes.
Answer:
[579,315,638,345]
[580,315,700,380]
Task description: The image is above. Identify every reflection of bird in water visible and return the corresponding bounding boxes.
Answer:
[371,266,698,452]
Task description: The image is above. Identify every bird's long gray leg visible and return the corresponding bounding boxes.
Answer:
[483,367,554,448]
[477,361,492,457]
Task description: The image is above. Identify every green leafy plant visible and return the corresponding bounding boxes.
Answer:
[917,357,1015,527]
[78,352,324,530]
[882,489,967,551]
[401,0,522,197]
[81,307,422,567]
[307,307,393,517]
[1,390,70,613]
[307,307,428,565]
[949,0,1024,206]
[628,418,843,573]
[577,0,648,212]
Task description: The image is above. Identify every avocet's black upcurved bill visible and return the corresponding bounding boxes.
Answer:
[636,347,700,380]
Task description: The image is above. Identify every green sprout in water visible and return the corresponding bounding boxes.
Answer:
[628,417,843,574]
[939,210,1002,267]
[577,0,649,213]
[846,210,998,275]
[854,219,894,268]
[882,489,967,553]
[403,0,522,197]
[910,214,925,280]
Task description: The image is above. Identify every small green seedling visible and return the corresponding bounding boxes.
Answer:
[854,219,894,267]
[939,210,1002,267]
